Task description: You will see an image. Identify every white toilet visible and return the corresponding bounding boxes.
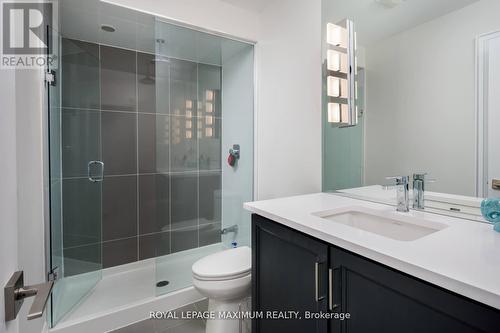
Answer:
[192,246,251,333]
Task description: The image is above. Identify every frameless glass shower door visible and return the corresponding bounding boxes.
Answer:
[48,28,103,326]
[153,20,255,295]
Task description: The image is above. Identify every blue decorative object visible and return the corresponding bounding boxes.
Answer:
[480,199,500,231]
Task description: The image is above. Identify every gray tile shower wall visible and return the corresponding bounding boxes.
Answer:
[61,38,222,270]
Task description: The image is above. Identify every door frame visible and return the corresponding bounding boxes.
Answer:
[476,30,500,197]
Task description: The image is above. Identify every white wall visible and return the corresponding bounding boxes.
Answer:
[0,70,19,333]
[0,23,47,333]
[0,70,49,333]
[14,69,47,333]
[364,0,500,196]
[256,0,322,199]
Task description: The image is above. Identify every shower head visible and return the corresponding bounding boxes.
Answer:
[153,38,170,64]
[101,24,116,32]
[140,76,155,85]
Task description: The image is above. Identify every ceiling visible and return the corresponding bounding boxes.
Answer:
[220,0,271,13]
[325,0,480,46]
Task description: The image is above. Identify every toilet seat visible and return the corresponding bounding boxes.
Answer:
[192,246,251,281]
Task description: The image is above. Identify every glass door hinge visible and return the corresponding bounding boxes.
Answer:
[48,267,59,281]
[45,70,56,86]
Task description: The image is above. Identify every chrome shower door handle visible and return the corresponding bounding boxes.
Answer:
[88,161,104,182]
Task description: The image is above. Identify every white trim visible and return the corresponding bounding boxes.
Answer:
[476,30,500,197]
[253,43,259,201]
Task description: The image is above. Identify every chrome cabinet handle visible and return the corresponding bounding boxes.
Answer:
[88,161,104,182]
[315,262,325,302]
[329,268,339,311]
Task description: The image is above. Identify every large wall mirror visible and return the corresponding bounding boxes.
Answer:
[322,0,500,220]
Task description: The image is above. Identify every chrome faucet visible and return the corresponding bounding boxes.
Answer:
[413,173,427,210]
[386,176,410,212]
[412,173,436,210]
[221,225,239,235]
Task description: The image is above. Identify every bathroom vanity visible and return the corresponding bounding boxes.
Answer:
[246,194,500,333]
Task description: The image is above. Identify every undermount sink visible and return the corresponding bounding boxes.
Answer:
[313,206,448,241]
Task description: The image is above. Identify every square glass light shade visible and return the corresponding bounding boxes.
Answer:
[327,76,340,97]
[328,103,341,123]
[206,102,213,113]
[340,79,348,98]
[328,103,349,124]
[206,90,214,102]
[327,50,341,71]
[341,105,349,124]
[328,77,348,98]
[327,23,346,47]
[327,50,347,72]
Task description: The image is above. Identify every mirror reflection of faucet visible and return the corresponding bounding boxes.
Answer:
[413,173,436,210]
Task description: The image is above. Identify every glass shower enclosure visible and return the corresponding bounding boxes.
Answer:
[152,20,255,296]
[47,0,254,327]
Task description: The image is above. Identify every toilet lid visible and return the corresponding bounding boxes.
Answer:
[192,246,251,281]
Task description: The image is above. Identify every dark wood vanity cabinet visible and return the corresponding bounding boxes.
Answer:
[252,214,329,333]
[252,214,500,333]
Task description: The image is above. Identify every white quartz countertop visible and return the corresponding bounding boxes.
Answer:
[244,193,500,310]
